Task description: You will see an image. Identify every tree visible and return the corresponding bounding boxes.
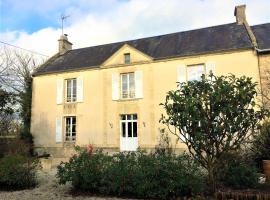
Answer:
[0,87,16,136]
[0,47,43,143]
[160,73,268,192]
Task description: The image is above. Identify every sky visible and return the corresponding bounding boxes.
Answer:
[0,0,269,58]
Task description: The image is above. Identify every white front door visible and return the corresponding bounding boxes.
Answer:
[120,114,138,151]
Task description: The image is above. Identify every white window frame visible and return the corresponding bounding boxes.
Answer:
[120,72,135,99]
[120,114,137,138]
[65,116,76,142]
[187,64,205,82]
[66,78,77,103]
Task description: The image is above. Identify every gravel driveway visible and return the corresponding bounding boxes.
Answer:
[0,169,136,200]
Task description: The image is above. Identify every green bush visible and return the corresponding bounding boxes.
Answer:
[0,154,40,190]
[249,121,270,170]
[217,152,258,189]
[57,147,205,199]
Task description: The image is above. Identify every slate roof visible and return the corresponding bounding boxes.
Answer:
[34,23,256,76]
[251,23,270,49]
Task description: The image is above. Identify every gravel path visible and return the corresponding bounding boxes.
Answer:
[0,169,136,200]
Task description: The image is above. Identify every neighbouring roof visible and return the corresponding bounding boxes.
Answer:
[34,23,256,76]
[251,23,270,49]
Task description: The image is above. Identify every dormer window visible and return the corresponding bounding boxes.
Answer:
[124,53,131,64]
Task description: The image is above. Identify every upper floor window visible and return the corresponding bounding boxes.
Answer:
[65,116,76,142]
[124,53,131,64]
[66,78,77,102]
[121,72,135,99]
[187,64,204,81]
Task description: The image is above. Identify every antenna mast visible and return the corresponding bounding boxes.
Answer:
[61,14,70,35]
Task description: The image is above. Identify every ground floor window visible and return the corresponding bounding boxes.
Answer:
[65,116,76,141]
[120,114,137,138]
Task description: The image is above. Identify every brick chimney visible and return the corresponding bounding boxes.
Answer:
[58,34,72,55]
[234,5,246,25]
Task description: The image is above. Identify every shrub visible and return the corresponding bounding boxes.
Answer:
[249,121,270,170]
[0,154,40,190]
[217,152,259,189]
[0,138,33,159]
[57,146,205,199]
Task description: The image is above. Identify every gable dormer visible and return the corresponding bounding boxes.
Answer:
[101,44,152,68]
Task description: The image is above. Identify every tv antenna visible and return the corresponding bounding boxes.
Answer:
[61,14,70,35]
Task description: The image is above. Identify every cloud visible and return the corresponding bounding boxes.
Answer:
[1,0,269,58]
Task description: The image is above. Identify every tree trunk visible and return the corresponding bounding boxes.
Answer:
[207,164,216,194]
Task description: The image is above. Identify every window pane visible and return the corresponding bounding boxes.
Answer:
[72,79,77,101]
[188,65,204,81]
[133,122,137,137]
[127,115,131,120]
[67,80,71,102]
[121,115,126,120]
[72,117,76,141]
[65,117,71,140]
[122,122,126,137]
[121,74,128,98]
[72,117,76,125]
[129,73,135,98]
[128,122,132,137]
[133,114,137,120]
[124,53,130,64]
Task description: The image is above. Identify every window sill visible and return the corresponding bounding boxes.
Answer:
[116,98,142,102]
[64,141,76,146]
[64,101,78,104]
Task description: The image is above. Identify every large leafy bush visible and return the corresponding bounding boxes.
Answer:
[160,73,268,192]
[0,154,40,190]
[57,146,205,199]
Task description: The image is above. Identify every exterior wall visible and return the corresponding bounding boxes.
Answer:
[31,49,260,157]
[258,53,270,108]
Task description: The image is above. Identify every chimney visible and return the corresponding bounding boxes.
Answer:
[234,5,246,25]
[58,34,72,55]
[234,5,258,48]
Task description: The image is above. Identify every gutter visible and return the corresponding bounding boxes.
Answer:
[255,47,270,53]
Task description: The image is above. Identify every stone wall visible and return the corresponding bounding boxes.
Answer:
[258,53,270,108]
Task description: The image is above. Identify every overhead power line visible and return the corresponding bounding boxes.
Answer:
[0,41,49,57]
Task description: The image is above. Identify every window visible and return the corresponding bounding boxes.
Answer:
[120,114,137,138]
[65,116,76,141]
[66,79,77,102]
[121,72,135,99]
[124,53,131,64]
[187,64,204,81]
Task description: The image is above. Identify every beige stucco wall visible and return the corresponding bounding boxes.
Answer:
[31,49,260,157]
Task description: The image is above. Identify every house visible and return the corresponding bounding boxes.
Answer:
[31,5,270,158]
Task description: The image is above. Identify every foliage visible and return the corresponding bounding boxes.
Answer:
[249,121,270,170]
[19,76,33,144]
[160,73,269,192]
[0,87,16,136]
[0,48,42,145]
[216,152,259,189]
[0,138,33,158]
[0,154,40,190]
[57,146,205,199]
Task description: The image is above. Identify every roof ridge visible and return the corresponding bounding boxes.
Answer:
[251,22,270,27]
[71,22,238,51]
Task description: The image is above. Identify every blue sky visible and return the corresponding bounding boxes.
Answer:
[0,0,269,57]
